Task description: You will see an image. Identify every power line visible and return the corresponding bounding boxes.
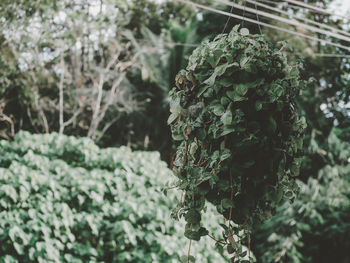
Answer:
[246,0,350,38]
[241,0,247,27]
[283,0,350,20]
[304,53,350,58]
[257,0,350,20]
[216,0,350,45]
[175,0,350,52]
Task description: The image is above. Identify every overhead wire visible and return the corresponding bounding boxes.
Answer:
[215,0,350,45]
[175,0,350,52]
[245,0,350,38]
[253,0,263,34]
[301,53,350,58]
[241,0,247,27]
[222,0,235,33]
[257,0,349,20]
[283,0,350,20]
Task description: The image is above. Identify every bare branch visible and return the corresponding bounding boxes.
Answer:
[59,52,65,134]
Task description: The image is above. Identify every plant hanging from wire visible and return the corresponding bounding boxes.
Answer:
[168,25,307,262]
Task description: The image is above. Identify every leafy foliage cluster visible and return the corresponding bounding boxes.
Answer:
[0,131,226,263]
[253,128,350,263]
[168,26,307,261]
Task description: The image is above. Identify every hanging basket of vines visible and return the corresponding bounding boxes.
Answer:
[168,26,307,262]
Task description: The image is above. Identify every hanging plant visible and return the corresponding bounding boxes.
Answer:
[168,26,307,262]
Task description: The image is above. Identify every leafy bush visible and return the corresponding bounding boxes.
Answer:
[252,128,350,263]
[0,131,226,263]
[168,26,306,261]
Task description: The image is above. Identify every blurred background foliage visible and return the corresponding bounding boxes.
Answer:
[0,0,350,262]
[0,131,228,262]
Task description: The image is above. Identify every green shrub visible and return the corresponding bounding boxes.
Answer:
[0,131,226,263]
[252,128,350,263]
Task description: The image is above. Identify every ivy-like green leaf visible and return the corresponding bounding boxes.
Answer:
[167,113,178,125]
[235,84,248,96]
[185,209,201,224]
[221,110,233,125]
[212,104,225,116]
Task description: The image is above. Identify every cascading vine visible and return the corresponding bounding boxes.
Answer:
[168,25,307,262]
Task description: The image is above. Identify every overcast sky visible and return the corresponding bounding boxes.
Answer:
[330,0,350,16]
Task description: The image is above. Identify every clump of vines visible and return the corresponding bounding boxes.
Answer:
[168,26,307,262]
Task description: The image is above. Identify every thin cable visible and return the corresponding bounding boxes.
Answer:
[254,1,262,34]
[216,0,350,45]
[241,0,247,27]
[292,51,350,58]
[175,0,350,52]
[246,0,350,38]
[283,0,350,20]
[257,0,283,5]
[305,53,350,58]
[260,0,350,21]
[222,0,235,34]
[258,0,345,18]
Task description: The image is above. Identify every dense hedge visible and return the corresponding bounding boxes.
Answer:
[0,131,226,263]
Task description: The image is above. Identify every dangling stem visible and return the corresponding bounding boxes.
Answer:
[187,238,192,263]
[207,234,226,245]
[227,175,236,244]
[248,230,251,261]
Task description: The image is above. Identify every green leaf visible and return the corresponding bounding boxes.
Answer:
[172,134,185,141]
[221,110,233,125]
[212,104,225,116]
[215,63,229,76]
[13,243,24,255]
[220,149,231,161]
[226,91,235,100]
[180,255,196,263]
[273,187,284,203]
[268,83,284,101]
[167,113,178,125]
[221,126,235,136]
[207,54,218,68]
[215,242,224,253]
[255,101,263,111]
[285,190,294,198]
[240,56,250,68]
[226,90,247,102]
[203,72,217,86]
[185,209,201,224]
[218,78,233,87]
[267,116,277,134]
[235,84,248,96]
[198,85,210,97]
[198,227,209,236]
[184,229,201,241]
[240,250,247,257]
[221,198,234,209]
[221,97,230,106]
